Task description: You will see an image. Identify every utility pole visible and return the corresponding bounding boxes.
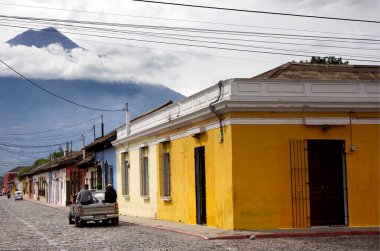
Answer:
[81,134,85,147]
[93,125,96,141]
[101,114,104,137]
[125,103,131,136]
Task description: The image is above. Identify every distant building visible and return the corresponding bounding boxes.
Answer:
[77,129,117,190]
[113,63,380,230]
[3,166,25,194]
[23,152,83,206]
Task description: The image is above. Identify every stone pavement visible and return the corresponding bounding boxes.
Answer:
[24,197,379,240]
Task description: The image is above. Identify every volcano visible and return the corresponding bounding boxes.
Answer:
[6,27,80,50]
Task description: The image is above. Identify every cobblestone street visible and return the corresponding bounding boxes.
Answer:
[0,196,378,251]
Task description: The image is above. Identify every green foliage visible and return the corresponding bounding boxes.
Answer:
[0,176,3,186]
[299,56,349,65]
[32,158,49,168]
[52,149,64,158]
[17,167,31,181]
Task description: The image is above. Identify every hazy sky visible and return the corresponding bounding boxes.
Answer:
[0,0,379,96]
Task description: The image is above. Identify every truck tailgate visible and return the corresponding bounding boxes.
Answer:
[83,203,116,215]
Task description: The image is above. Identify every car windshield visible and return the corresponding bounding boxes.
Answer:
[92,191,105,203]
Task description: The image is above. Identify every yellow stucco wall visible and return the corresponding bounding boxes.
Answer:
[346,124,379,227]
[116,145,157,219]
[156,126,235,229]
[231,115,379,229]
[116,111,379,230]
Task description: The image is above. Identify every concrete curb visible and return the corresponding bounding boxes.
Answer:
[253,230,380,239]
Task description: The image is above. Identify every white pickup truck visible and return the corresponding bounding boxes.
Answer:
[68,190,119,227]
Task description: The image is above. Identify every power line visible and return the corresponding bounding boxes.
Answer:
[3,20,379,52]
[1,116,99,136]
[0,59,126,112]
[52,29,380,62]
[3,22,378,62]
[0,129,93,141]
[0,138,82,148]
[0,146,61,155]
[1,15,379,43]
[0,1,378,38]
[3,19,377,62]
[49,26,379,60]
[0,146,46,158]
[131,0,380,24]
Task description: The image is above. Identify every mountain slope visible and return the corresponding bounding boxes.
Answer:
[0,77,184,128]
[6,27,80,50]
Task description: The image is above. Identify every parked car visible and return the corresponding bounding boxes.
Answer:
[68,190,119,227]
[14,191,23,201]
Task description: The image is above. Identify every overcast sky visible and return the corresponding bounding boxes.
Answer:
[0,0,379,96]
[0,0,379,175]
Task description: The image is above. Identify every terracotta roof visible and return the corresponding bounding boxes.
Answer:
[4,166,26,174]
[253,62,380,80]
[76,153,95,169]
[131,100,173,122]
[25,152,82,176]
[83,130,117,151]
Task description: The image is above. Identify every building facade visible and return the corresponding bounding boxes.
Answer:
[3,166,24,194]
[113,64,380,230]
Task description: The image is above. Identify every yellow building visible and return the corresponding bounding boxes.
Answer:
[113,63,380,230]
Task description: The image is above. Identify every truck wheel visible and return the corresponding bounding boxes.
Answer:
[68,213,74,224]
[75,217,83,228]
[111,217,119,226]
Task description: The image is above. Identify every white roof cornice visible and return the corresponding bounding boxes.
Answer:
[113,79,379,146]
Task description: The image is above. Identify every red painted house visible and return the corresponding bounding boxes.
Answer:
[3,166,25,194]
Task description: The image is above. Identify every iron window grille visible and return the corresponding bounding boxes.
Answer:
[159,142,171,198]
[121,152,130,196]
[140,147,149,196]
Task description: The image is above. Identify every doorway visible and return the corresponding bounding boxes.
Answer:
[194,146,206,225]
[308,140,347,226]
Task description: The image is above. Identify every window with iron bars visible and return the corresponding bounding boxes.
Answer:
[90,171,96,189]
[140,147,149,197]
[159,141,171,198]
[121,152,130,196]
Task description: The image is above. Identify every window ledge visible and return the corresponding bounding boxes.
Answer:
[123,195,130,199]
[161,196,172,202]
[142,195,150,200]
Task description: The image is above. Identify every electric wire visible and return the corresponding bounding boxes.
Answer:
[0,146,48,158]
[0,1,378,38]
[1,15,379,43]
[0,59,126,112]
[0,138,82,149]
[2,23,378,63]
[131,0,380,24]
[53,30,380,62]
[0,147,61,155]
[42,26,380,59]
[4,21,376,61]
[0,129,94,142]
[1,116,99,135]
[2,20,380,58]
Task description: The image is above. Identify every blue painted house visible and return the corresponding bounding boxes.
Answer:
[79,130,117,190]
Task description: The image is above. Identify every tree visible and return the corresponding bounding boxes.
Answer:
[298,56,349,65]
[17,167,31,181]
[32,158,49,168]
[52,149,64,158]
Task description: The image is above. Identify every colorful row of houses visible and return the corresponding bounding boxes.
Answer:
[8,63,380,230]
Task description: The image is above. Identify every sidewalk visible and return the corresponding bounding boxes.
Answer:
[24,197,379,240]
